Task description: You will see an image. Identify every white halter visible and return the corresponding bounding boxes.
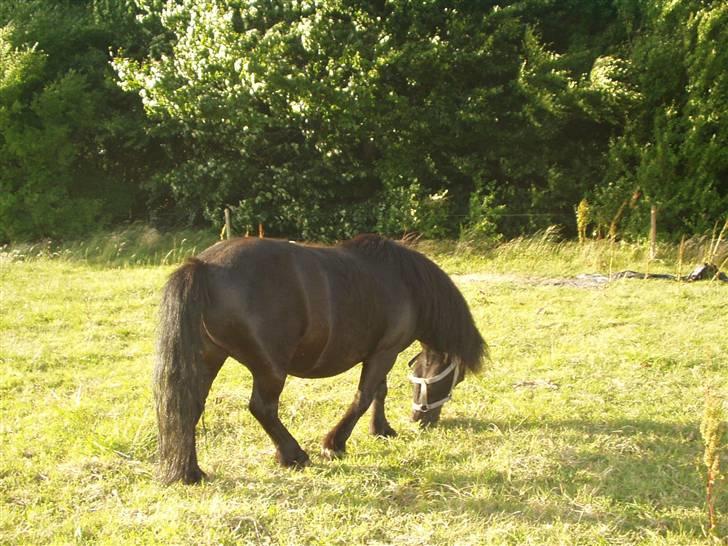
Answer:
[408,354,460,413]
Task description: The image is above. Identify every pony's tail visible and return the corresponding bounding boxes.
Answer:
[154,258,209,484]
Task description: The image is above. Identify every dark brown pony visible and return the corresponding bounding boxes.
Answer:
[155,234,486,484]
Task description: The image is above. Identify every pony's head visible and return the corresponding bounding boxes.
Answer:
[344,235,488,426]
[408,348,464,427]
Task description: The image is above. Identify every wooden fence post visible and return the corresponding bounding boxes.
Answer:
[224,207,232,240]
[649,204,657,259]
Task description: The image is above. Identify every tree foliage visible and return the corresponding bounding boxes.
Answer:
[113,0,641,239]
[0,0,153,240]
[596,1,728,236]
[1,0,726,242]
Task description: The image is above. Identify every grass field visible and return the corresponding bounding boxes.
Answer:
[1,229,727,545]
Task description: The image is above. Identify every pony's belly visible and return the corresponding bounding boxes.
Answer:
[288,361,360,379]
[286,339,365,379]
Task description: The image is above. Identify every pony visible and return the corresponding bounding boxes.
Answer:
[154,234,486,483]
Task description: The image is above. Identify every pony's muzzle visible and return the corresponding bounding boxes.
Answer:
[412,406,442,427]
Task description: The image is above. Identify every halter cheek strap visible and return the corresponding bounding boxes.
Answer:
[408,359,460,413]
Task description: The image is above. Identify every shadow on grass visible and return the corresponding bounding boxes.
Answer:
[208,415,709,540]
[441,415,706,535]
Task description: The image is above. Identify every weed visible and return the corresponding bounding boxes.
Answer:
[701,388,726,539]
[576,199,590,244]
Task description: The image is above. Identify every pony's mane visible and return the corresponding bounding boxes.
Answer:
[341,234,487,372]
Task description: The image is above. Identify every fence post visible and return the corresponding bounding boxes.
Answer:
[224,207,232,240]
[649,204,657,259]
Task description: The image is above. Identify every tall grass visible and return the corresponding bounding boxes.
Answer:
[701,389,726,538]
[422,230,727,277]
[0,224,218,267]
[2,223,726,278]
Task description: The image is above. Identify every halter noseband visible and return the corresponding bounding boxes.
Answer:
[407,353,460,413]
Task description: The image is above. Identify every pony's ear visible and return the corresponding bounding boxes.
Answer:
[407,352,422,368]
[449,355,468,383]
[449,354,463,368]
[437,351,457,369]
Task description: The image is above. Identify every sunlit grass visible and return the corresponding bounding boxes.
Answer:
[422,231,726,278]
[0,223,218,267]
[1,228,727,544]
[2,223,724,276]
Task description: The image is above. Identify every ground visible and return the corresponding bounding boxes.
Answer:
[1,234,727,544]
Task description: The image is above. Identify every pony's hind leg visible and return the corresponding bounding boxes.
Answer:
[248,369,310,468]
[369,379,397,438]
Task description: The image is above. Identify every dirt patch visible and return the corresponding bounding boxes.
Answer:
[454,267,727,288]
[454,273,526,284]
[453,272,610,289]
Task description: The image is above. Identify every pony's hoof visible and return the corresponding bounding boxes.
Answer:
[372,426,398,438]
[321,446,345,460]
[278,450,310,469]
[321,431,346,459]
[161,465,207,485]
[185,469,207,484]
[289,457,311,470]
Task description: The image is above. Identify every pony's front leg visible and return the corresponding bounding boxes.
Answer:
[249,371,310,468]
[322,350,398,458]
[370,379,397,438]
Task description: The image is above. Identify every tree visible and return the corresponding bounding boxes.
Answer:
[115,0,635,239]
[596,0,728,238]
[0,0,153,241]
[4,0,720,242]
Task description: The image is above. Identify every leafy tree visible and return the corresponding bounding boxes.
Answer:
[596,0,728,238]
[0,0,153,241]
[115,0,636,239]
[3,0,723,242]
[0,29,99,238]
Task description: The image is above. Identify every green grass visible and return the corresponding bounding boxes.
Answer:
[1,229,727,544]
